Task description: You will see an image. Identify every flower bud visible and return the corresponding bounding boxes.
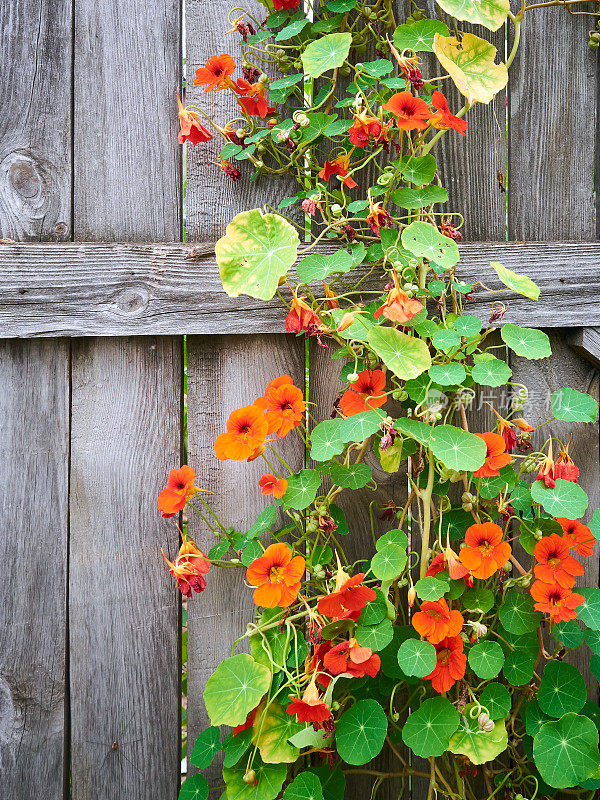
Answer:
[258,73,268,83]
[330,203,343,217]
[408,586,417,607]
[243,770,257,786]
[503,560,513,572]
[518,573,533,588]
[347,372,359,383]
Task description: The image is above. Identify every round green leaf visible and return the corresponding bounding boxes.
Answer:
[204,654,271,727]
[179,774,209,800]
[462,587,494,613]
[224,758,288,800]
[552,388,598,424]
[392,185,448,209]
[329,462,372,489]
[307,765,346,800]
[223,728,253,768]
[297,249,355,283]
[336,699,388,765]
[468,641,505,679]
[283,468,322,510]
[432,328,461,352]
[429,362,466,386]
[310,419,345,462]
[533,713,600,789]
[401,221,459,268]
[429,424,487,472]
[190,726,221,769]
[578,588,600,630]
[402,697,460,757]
[252,699,301,763]
[499,590,542,635]
[432,32,508,105]
[367,326,432,381]
[283,773,324,800]
[448,704,508,764]
[472,356,512,387]
[371,543,407,580]
[358,592,388,626]
[397,639,437,677]
[553,619,585,649]
[453,315,481,337]
[538,661,586,717]
[377,528,409,550]
[216,209,299,301]
[339,409,382,443]
[301,32,352,78]
[399,154,437,184]
[393,19,449,52]
[355,618,394,651]
[502,630,538,686]
[530,478,589,519]
[490,261,540,300]
[415,575,449,601]
[500,324,552,360]
[480,683,511,720]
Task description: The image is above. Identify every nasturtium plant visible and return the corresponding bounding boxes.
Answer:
[170,4,600,799]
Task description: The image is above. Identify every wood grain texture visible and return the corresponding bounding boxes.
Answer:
[0,0,72,240]
[69,337,182,800]
[185,334,305,785]
[73,0,181,240]
[0,339,70,799]
[1,240,600,336]
[567,328,600,370]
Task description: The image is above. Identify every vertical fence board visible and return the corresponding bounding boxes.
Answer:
[0,340,70,799]
[186,334,305,787]
[0,0,72,241]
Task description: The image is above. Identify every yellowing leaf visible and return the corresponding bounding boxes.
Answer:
[490,261,540,300]
[436,0,509,32]
[432,33,508,105]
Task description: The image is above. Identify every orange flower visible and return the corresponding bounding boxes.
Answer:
[318,153,358,189]
[536,442,556,488]
[425,635,466,693]
[428,91,467,136]
[383,91,431,130]
[366,200,393,237]
[176,90,212,145]
[286,674,331,727]
[255,375,306,437]
[162,538,210,597]
[374,271,424,324]
[236,78,276,118]
[340,369,387,417]
[530,580,584,623]
[426,547,471,583]
[194,54,237,92]
[348,110,390,147]
[412,598,464,644]
[533,533,584,589]
[284,290,323,336]
[323,281,340,309]
[323,638,381,678]
[459,522,511,579]
[258,474,288,499]
[473,432,512,478]
[557,518,596,557]
[246,543,305,607]
[158,465,199,518]
[554,438,579,483]
[214,405,268,461]
[318,565,376,618]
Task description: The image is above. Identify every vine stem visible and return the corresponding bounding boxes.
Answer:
[506,12,522,69]
[419,449,436,579]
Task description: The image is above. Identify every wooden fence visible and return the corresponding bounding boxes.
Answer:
[0,1,599,798]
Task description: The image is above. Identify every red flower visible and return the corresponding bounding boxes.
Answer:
[309,641,334,688]
[412,598,464,644]
[348,111,390,147]
[340,369,387,417]
[287,675,331,727]
[557,518,596,557]
[530,580,584,623]
[176,90,212,145]
[374,271,424,324]
[285,290,324,336]
[427,547,471,583]
[383,91,431,130]
[214,405,268,461]
[425,636,466,693]
[554,439,579,483]
[533,533,584,589]
[246,543,305,608]
[273,0,300,8]
[258,474,288,499]
[429,91,467,136]
[366,200,393,237]
[318,568,376,618]
[158,465,199,517]
[163,538,210,597]
[459,522,511,580]
[233,705,259,736]
[536,443,556,488]
[323,638,381,678]
[318,153,358,189]
[194,54,237,92]
[473,432,512,478]
[255,375,306,437]
[236,78,276,118]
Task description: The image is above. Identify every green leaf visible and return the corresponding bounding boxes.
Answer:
[246,506,278,540]
[453,315,481,337]
[578,588,600,630]
[480,683,511,720]
[509,481,533,513]
[478,465,516,500]
[224,757,288,800]
[327,0,356,10]
[429,425,487,472]
[355,618,394,651]
[301,32,352,78]
[371,543,408,580]
[432,32,508,104]
[432,329,461,352]
[179,774,209,800]
[216,209,299,301]
[283,469,322,510]
[361,58,394,77]
[502,630,538,686]
[518,516,562,555]
[307,765,345,800]
[552,387,598,424]
[336,699,388,765]
[553,619,585,649]
[310,419,345,462]
[586,628,600,654]
[329,462,372,489]
[393,19,449,52]
[415,576,450,601]
[378,435,416,472]
[252,699,302,763]
[288,725,332,749]
[490,261,540,300]
[328,308,375,343]
[392,186,448,209]
[429,362,466,386]
[468,641,504,679]
[525,700,552,737]
[448,704,508,764]
[223,728,253,768]
[538,661,586,717]
[275,17,311,41]
[533,714,600,789]
[462,587,494,613]
[283,774,324,800]
[472,356,512,387]
[395,418,433,446]
[402,697,460,757]
[339,409,382,443]
[358,592,389,626]
[367,326,432,381]
[297,248,355,282]
[190,726,221,768]
[377,528,409,550]
[530,479,589,519]
[399,154,437,185]
[401,221,459,268]
[436,0,509,31]
[499,590,542,635]
[204,654,271,727]
[397,639,437,677]
[323,119,352,136]
[250,609,292,669]
[500,324,551,360]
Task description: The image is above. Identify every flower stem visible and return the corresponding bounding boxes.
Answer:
[419,449,436,579]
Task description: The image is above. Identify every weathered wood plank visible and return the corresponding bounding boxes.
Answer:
[0,339,70,799]
[567,328,600,369]
[0,240,599,336]
[185,334,305,786]
[69,337,182,800]
[0,0,72,241]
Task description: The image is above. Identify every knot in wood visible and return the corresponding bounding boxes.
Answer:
[115,288,149,315]
[6,155,41,199]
